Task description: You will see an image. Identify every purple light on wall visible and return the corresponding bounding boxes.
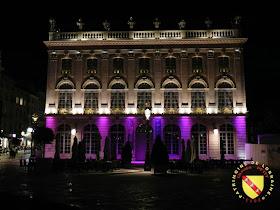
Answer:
[45,116,57,133]
[232,116,247,159]
[177,116,193,141]
[95,116,111,140]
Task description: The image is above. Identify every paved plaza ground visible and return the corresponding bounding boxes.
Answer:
[0,151,279,209]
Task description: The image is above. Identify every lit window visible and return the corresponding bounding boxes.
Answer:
[87,58,97,74]
[165,57,176,74]
[61,58,72,75]
[192,56,203,73]
[219,56,230,73]
[139,58,150,74]
[113,58,124,74]
[20,98,23,106]
[16,97,19,104]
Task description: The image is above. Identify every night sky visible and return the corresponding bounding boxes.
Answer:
[0,9,279,133]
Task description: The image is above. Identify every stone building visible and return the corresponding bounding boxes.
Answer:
[44,18,247,160]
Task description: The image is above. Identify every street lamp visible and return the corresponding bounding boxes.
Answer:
[144,103,151,171]
[31,114,38,157]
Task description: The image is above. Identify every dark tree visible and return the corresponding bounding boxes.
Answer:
[111,138,117,160]
[72,136,78,162]
[33,127,54,158]
[103,136,110,161]
[54,133,60,160]
[78,138,86,162]
[151,135,169,174]
[96,134,102,160]
[121,141,132,167]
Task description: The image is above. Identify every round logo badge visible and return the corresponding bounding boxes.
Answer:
[232,161,275,203]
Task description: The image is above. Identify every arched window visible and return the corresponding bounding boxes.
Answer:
[191,124,207,155]
[83,124,100,154]
[220,124,235,155]
[110,124,125,155]
[164,124,180,155]
[57,124,71,154]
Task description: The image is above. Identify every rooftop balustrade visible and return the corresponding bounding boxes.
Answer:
[49,29,239,41]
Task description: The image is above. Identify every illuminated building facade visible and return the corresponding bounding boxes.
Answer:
[44,18,247,160]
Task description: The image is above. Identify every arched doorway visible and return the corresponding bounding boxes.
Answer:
[135,124,153,161]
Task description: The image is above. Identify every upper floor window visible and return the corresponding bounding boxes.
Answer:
[58,92,72,109]
[111,83,125,109]
[137,82,152,110]
[165,57,176,74]
[139,58,150,74]
[218,82,233,109]
[113,58,124,74]
[192,56,203,73]
[61,58,72,75]
[87,58,97,74]
[84,92,98,109]
[219,56,230,73]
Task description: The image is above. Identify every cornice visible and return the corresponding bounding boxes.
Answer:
[44,38,247,48]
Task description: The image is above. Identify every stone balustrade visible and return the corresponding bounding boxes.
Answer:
[49,29,239,41]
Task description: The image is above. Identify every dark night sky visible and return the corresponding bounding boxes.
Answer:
[0,7,279,130]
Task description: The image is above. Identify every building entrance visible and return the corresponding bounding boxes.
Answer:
[135,124,153,161]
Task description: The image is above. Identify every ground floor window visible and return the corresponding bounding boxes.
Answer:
[110,124,125,155]
[220,124,235,154]
[164,124,180,155]
[191,124,207,155]
[57,124,71,154]
[84,124,100,154]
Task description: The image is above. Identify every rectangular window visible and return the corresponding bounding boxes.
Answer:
[139,58,150,74]
[218,91,233,108]
[61,59,72,75]
[165,57,176,74]
[60,133,71,154]
[87,58,97,74]
[113,58,124,74]
[58,92,72,109]
[192,56,203,73]
[84,92,98,108]
[111,92,125,109]
[191,91,205,108]
[137,91,152,109]
[164,91,178,108]
[219,56,230,73]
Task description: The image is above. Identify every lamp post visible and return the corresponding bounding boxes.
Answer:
[31,114,38,157]
[144,103,151,171]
